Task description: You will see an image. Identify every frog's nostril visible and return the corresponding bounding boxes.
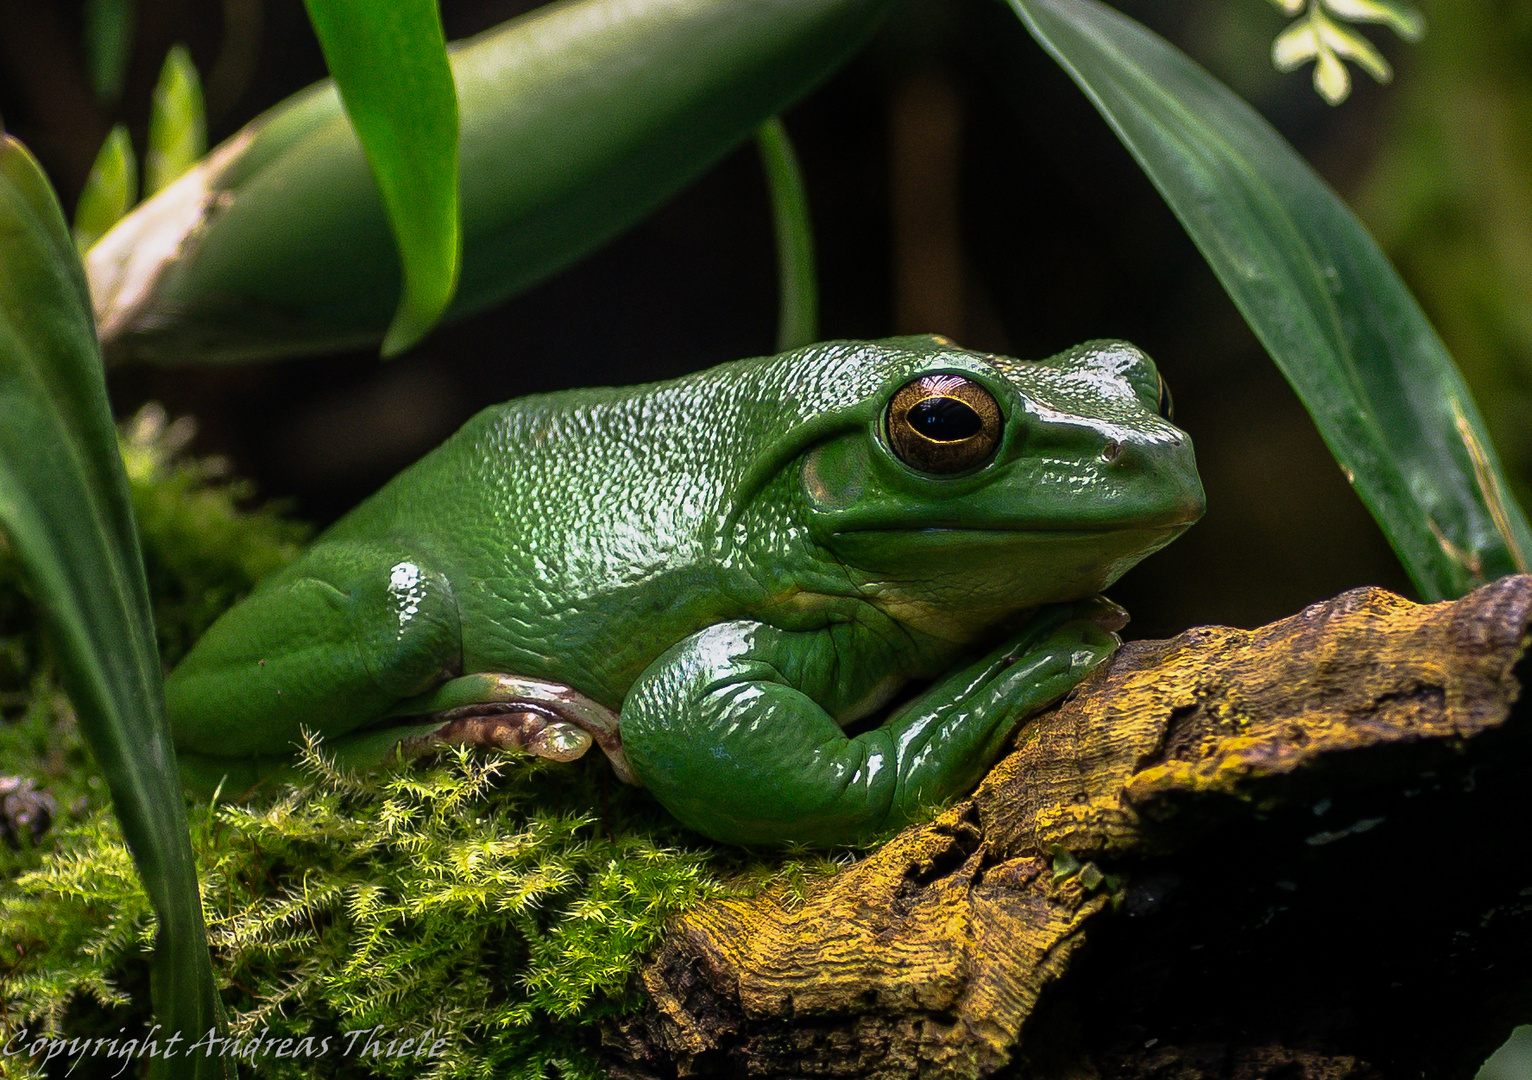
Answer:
[1100,439,1122,463]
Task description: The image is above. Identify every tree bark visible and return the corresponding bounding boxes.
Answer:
[603,576,1532,1080]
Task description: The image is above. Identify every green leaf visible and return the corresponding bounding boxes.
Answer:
[88,0,892,363]
[1009,0,1531,600]
[83,0,135,105]
[300,0,460,356]
[73,125,137,253]
[1322,0,1425,42]
[1273,6,1393,104]
[145,45,208,197]
[0,135,227,1079]
[756,117,819,351]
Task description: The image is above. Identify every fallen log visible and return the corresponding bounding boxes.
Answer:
[605,576,1532,1079]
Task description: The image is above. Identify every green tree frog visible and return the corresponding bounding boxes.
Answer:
[167,336,1203,846]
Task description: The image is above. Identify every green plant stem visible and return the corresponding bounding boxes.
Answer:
[756,117,819,351]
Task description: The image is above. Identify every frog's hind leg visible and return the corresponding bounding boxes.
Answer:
[168,541,465,788]
[184,688,622,801]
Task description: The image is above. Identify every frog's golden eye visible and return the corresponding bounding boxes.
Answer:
[1156,373,1174,422]
[885,375,1002,475]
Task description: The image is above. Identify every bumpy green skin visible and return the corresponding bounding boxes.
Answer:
[167,336,1204,846]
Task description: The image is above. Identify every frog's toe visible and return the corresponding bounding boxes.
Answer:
[993,620,1118,712]
[398,708,594,763]
[1078,595,1130,634]
[383,672,635,781]
[1004,613,1119,665]
[1055,622,1120,678]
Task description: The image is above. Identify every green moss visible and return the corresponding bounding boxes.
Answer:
[4,742,728,1078]
[0,407,841,1078]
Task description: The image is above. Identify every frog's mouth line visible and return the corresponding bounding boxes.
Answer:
[832,521,1195,537]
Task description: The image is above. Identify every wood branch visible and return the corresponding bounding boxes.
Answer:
[604,576,1532,1080]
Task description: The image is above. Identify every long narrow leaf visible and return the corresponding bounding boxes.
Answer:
[300,0,460,356]
[756,117,819,351]
[0,136,226,1079]
[1010,0,1531,600]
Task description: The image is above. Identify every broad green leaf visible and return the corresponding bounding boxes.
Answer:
[88,0,892,363]
[300,0,460,356]
[0,136,227,1079]
[1010,0,1531,600]
[756,117,819,351]
[73,124,137,252]
[83,0,134,105]
[145,45,208,197]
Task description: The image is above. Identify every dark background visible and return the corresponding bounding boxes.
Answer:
[2,0,1510,641]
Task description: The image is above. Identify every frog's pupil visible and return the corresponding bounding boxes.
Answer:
[909,397,982,442]
[1156,375,1174,421]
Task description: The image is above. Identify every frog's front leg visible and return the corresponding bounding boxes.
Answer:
[621,602,1122,847]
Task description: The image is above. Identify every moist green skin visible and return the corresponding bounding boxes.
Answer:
[166,335,1204,847]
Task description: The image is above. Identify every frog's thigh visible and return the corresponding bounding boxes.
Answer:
[167,542,461,758]
[621,614,1117,848]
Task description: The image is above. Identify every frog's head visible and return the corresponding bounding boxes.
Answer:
[749,335,1205,639]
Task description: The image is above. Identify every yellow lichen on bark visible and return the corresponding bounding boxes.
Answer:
[982,582,1527,860]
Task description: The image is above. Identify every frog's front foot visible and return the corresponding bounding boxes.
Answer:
[621,602,1124,848]
[1002,595,1128,662]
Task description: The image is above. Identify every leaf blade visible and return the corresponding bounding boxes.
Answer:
[300,0,460,356]
[1010,0,1531,599]
[0,135,226,1079]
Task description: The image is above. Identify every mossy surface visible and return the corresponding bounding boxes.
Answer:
[0,409,845,1079]
[4,744,736,1079]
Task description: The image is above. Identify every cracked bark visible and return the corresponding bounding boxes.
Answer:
[603,576,1532,1080]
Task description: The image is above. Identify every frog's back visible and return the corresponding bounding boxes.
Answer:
[306,341,900,702]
